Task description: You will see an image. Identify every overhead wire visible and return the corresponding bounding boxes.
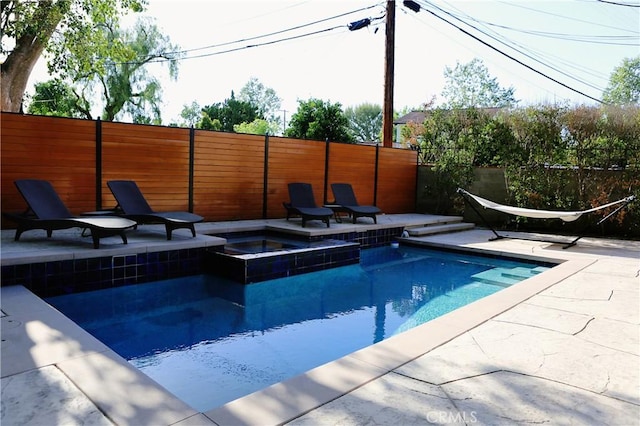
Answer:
[452,18,639,46]
[436,0,613,87]
[126,2,386,65]
[496,0,638,32]
[400,7,583,103]
[412,0,604,103]
[596,0,640,7]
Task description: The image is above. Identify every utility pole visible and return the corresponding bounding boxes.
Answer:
[382,0,395,148]
[281,109,287,135]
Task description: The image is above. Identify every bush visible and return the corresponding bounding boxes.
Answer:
[413,104,639,237]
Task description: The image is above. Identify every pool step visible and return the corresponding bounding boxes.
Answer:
[501,266,546,280]
[405,222,475,237]
[471,266,543,288]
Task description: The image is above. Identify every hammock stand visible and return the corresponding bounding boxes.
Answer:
[457,188,636,249]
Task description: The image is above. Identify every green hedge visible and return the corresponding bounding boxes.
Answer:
[410,104,639,238]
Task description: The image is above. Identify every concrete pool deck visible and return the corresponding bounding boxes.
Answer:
[1,214,639,425]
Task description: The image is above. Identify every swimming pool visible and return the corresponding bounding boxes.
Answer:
[46,245,551,412]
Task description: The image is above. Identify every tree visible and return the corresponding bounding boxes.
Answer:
[285,98,355,143]
[238,77,282,131]
[603,56,640,105]
[234,118,271,135]
[88,17,180,122]
[200,91,259,132]
[345,103,383,143]
[175,101,202,127]
[1,0,145,112]
[26,79,88,118]
[441,58,517,109]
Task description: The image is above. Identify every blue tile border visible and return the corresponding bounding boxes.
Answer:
[206,242,361,284]
[1,228,406,295]
[1,247,206,297]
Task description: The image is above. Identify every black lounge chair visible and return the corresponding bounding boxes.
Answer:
[284,182,333,228]
[4,179,136,249]
[331,183,381,224]
[107,180,203,240]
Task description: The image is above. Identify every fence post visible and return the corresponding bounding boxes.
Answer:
[189,126,195,212]
[263,133,270,219]
[324,138,330,204]
[95,118,102,210]
[374,144,380,206]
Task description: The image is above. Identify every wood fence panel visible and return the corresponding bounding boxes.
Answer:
[267,137,327,218]
[101,122,191,212]
[1,113,419,227]
[376,147,417,213]
[326,143,377,206]
[1,113,97,215]
[193,131,265,221]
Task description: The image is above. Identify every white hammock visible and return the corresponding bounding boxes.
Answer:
[458,189,636,223]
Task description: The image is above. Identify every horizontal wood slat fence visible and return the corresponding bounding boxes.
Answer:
[1,113,417,227]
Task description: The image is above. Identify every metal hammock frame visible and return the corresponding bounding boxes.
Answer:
[458,188,636,249]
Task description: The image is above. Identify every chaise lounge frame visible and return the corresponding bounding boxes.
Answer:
[107,180,203,240]
[330,183,381,224]
[5,179,136,249]
[284,182,333,228]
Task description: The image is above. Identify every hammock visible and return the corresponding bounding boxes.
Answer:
[458,189,635,223]
[457,188,636,248]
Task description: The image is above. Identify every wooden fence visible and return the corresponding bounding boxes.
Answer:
[1,112,417,226]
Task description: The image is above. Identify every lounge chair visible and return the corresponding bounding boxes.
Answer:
[4,179,136,248]
[284,182,333,228]
[107,180,203,240]
[331,183,381,224]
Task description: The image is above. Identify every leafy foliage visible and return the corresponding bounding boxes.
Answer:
[285,98,355,143]
[237,77,282,133]
[233,119,272,135]
[174,101,202,128]
[413,103,639,234]
[1,0,146,112]
[72,17,181,122]
[26,79,88,118]
[344,103,383,143]
[441,58,517,109]
[200,91,260,132]
[603,56,640,105]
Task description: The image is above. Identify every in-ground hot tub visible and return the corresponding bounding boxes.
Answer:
[205,234,360,284]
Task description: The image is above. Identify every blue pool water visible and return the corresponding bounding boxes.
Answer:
[47,245,550,411]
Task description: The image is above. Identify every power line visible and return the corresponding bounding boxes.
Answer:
[448,16,639,46]
[496,0,638,32]
[152,25,347,63]
[415,0,606,103]
[155,3,384,58]
[435,0,612,89]
[596,0,640,7]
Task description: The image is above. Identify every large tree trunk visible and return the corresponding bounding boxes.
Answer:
[1,34,48,112]
[1,2,64,112]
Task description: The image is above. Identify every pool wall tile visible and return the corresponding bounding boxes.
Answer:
[206,242,360,284]
[2,228,404,295]
[1,248,206,297]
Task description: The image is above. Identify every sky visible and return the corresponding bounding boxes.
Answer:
[25,0,640,125]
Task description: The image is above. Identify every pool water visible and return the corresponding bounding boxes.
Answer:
[46,245,550,412]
